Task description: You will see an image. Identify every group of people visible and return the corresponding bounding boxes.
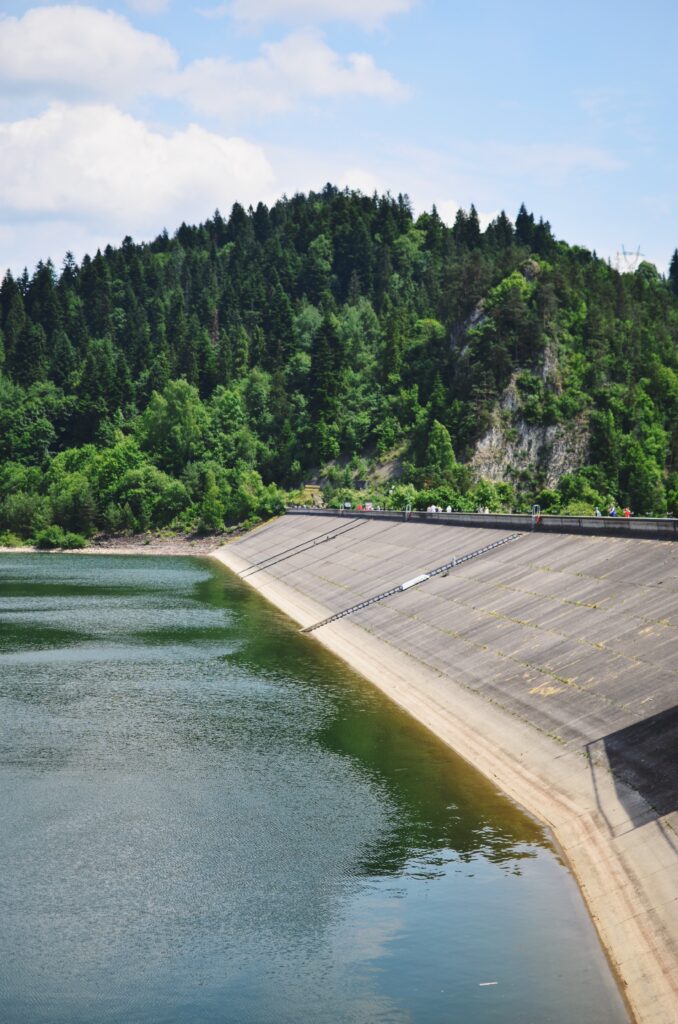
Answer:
[426,503,632,518]
[594,504,631,518]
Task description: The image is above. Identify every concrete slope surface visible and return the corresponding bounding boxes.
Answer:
[213,514,678,1024]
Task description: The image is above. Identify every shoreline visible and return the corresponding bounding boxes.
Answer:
[211,541,678,1024]
[0,534,228,558]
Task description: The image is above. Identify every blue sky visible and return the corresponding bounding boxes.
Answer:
[1,0,676,275]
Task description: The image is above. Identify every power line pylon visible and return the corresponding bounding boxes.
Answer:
[615,245,644,273]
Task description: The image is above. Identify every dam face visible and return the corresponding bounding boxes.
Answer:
[217,512,678,1024]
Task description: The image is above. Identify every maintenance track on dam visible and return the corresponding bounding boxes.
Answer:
[214,512,678,1024]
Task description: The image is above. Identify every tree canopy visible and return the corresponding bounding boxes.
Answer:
[1,185,677,540]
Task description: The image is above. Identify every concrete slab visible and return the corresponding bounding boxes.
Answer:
[213,515,678,1024]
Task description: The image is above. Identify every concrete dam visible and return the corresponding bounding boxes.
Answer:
[213,511,678,1024]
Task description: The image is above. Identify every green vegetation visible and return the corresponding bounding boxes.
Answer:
[34,526,87,550]
[1,186,677,540]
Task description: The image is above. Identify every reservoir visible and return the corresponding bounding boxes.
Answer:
[0,553,629,1024]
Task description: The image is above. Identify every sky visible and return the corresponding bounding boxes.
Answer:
[1,0,676,276]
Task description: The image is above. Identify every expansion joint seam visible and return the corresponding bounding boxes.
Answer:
[364,599,640,719]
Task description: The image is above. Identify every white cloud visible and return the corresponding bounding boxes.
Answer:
[125,0,170,12]
[484,142,624,181]
[210,0,415,29]
[0,104,274,269]
[178,30,406,117]
[337,167,384,195]
[0,9,405,119]
[195,3,232,17]
[0,103,274,218]
[435,199,460,224]
[0,5,177,101]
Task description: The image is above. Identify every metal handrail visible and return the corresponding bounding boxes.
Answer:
[285,507,678,541]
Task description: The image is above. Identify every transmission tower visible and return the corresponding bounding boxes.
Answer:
[615,244,644,273]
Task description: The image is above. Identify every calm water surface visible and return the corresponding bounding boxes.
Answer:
[0,553,628,1024]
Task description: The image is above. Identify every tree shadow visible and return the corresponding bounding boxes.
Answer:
[602,704,678,819]
[585,704,678,851]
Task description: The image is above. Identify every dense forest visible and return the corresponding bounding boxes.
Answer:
[1,184,678,544]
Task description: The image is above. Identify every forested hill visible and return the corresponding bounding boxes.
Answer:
[2,185,678,544]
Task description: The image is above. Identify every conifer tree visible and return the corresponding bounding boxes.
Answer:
[425,420,457,484]
[515,203,535,247]
[0,277,25,372]
[466,205,482,248]
[485,211,513,248]
[198,469,225,532]
[669,249,678,297]
[309,312,341,418]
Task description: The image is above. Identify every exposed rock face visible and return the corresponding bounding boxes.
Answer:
[471,418,589,486]
[521,258,541,281]
[459,260,589,488]
[470,377,589,487]
[449,302,487,352]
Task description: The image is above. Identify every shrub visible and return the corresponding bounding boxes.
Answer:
[0,530,24,547]
[533,488,561,513]
[559,500,596,516]
[49,471,98,535]
[0,490,50,538]
[62,532,87,549]
[34,526,87,549]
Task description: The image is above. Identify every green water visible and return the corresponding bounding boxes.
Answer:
[0,553,628,1024]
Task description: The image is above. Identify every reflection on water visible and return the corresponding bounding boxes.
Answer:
[0,553,628,1024]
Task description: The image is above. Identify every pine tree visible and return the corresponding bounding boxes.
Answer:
[485,211,514,248]
[15,323,48,385]
[266,283,294,366]
[425,420,457,484]
[466,205,481,248]
[532,217,554,257]
[381,306,406,382]
[669,249,678,297]
[26,261,61,342]
[197,469,225,532]
[252,202,271,243]
[79,251,112,337]
[515,204,535,247]
[452,208,468,245]
[309,312,342,417]
[49,329,78,389]
[0,276,26,372]
[428,372,448,423]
